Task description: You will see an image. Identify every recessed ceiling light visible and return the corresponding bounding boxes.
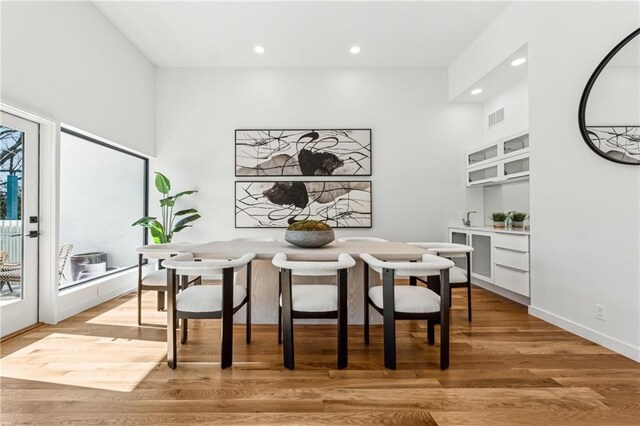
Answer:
[470,88,483,95]
[254,45,265,54]
[350,46,361,54]
[511,57,527,66]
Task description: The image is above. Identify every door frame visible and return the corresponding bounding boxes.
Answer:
[1,102,58,325]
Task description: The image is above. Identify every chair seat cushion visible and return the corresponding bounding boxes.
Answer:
[176,285,247,313]
[416,266,467,284]
[279,284,338,312]
[369,285,441,313]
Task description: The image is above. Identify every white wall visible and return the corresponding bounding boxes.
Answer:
[154,68,483,243]
[0,1,156,156]
[450,1,640,361]
[586,66,640,124]
[0,1,156,322]
[483,78,529,144]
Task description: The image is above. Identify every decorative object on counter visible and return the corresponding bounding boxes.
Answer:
[509,212,528,228]
[235,181,372,228]
[235,129,372,176]
[491,212,508,229]
[284,220,335,248]
[578,27,640,165]
[132,172,201,243]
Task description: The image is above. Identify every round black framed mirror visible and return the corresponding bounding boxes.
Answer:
[578,27,640,165]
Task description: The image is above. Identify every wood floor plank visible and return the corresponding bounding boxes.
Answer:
[1,286,638,425]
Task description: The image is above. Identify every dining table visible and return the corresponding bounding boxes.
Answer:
[164,240,438,368]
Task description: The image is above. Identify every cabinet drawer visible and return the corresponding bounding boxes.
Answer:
[495,247,529,271]
[494,264,530,296]
[494,233,529,252]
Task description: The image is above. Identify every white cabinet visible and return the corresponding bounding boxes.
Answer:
[465,131,529,187]
[449,227,530,298]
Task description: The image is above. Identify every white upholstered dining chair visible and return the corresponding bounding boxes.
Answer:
[407,242,474,321]
[360,252,454,370]
[161,252,256,369]
[272,253,356,370]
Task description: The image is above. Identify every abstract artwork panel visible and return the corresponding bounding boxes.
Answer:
[586,126,640,164]
[235,181,372,228]
[235,129,372,176]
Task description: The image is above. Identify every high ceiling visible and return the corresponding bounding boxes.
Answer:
[94,1,511,68]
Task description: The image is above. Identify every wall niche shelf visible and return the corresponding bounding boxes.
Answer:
[466,130,530,187]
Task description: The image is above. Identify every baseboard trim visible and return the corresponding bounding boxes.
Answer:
[472,278,530,306]
[528,305,640,363]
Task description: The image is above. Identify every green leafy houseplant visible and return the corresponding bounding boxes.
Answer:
[510,212,528,228]
[491,212,508,228]
[132,172,201,243]
[491,212,508,222]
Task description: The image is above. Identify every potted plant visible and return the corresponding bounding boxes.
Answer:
[284,220,335,248]
[510,212,528,228]
[491,212,508,229]
[132,172,201,243]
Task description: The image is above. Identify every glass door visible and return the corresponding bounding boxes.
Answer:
[0,111,39,337]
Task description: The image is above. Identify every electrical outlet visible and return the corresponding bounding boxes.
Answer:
[97,284,107,297]
[595,304,606,321]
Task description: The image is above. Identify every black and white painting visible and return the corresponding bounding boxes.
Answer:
[235,129,372,176]
[586,126,640,164]
[235,181,372,228]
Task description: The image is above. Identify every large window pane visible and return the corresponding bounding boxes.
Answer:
[59,130,147,290]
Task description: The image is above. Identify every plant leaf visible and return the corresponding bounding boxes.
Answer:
[172,224,192,234]
[174,208,198,216]
[174,190,197,198]
[160,197,175,207]
[154,172,171,194]
[173,214,201,230]
[149,226,165,244]
[132,216,157,226]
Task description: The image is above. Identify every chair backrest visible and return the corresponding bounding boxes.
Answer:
[137,243,194,259]
[360,253,454,277]
[407,242,473,258]
[337,237,388,243]
[162,252,256,276]
[58,244,73,278]
[272,253,356,276]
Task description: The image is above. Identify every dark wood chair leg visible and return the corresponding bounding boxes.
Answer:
[337,269,348,369]
[157,291,165,311]
[137,286,142,326]
[246,261,252,344]
[409,260,417,286]
[466,252,472,321]
[427,320,435,345]
[363,263,370,345]
[278,270,282,345]
[440,269,450,370]
[281,269,295,370]
[180,318,188,344]
[220,267,234,369]
[167,269,177,369]
[382,268,396,370]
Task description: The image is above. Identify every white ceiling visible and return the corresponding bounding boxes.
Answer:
[94,1,511,68]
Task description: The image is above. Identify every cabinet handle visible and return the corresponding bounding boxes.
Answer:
[495,263,527,273]
[495,246,528,253]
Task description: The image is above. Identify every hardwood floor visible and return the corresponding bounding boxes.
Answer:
[1,285,639,425]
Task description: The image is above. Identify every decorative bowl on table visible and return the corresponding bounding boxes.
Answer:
[284,220,335,248]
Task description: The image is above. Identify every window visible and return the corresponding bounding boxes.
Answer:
[59,129,148,290]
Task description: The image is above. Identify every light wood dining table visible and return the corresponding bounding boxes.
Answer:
[166,240,435,368]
